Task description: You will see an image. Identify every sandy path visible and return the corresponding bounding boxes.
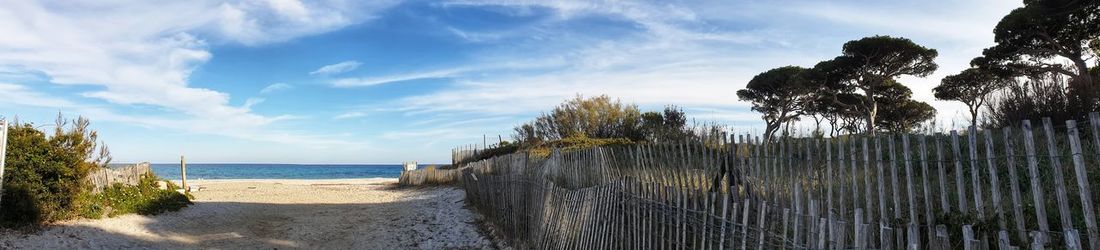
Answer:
[0,178,497,249]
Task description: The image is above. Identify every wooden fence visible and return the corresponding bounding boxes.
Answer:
[456,114,1100,249]
[399,166,465,186]
[453,144,483,166]
[85,162,153,193]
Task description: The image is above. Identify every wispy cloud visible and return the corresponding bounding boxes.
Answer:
[334,112,367,120]
[0,82,358,149]
[310,60,362,76]
[243,97,265,110]
[260,83,293,94]
[0,82,78,108]
[330,67,467,87]
[329,57,568,88]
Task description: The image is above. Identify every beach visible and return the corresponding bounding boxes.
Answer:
[0,178,499,249]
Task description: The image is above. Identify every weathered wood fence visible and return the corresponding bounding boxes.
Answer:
[457,114,1100,249]
[453,144,483,166]
[399,166,465,186]
[85,162,153,193]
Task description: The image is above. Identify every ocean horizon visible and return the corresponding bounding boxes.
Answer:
[148,163,424,180]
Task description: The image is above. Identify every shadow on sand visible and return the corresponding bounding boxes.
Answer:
[1,187,495,249]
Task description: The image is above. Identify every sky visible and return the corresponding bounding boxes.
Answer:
[0,0,1023,164]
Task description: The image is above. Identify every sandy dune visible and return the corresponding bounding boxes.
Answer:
[0,178,498,249]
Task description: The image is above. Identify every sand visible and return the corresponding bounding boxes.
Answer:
[0,178,499,249]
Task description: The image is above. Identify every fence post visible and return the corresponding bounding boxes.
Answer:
[918,135,937,245]
[1066,120,1099,249]
[180,155,188,192]
[757,201,768,250]
[966,126,985,219]
[963,224,976,250]
[1041,117,1075,234]
[901,134,918,249]
[0,119,7,206]
[1002,127,1029,243]
[1021,120,1051,237]
[983,130,1007,232]
[950,131,969,212]
[934,135,951,212]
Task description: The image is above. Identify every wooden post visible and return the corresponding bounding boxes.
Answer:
[854,208,866,250]
[934,135,951,212]
[1021,120,1051,236]
[950,131,969,212]
[1041,118,1074,234]
[782,208,791,249]
[718,189,729,250]
[934,224,950,249]
[963,224,976,250]
[901,134,918,249]
[887,134,901,222]
[862,138,874,228]
[966,126,985,218]
[918,135,937,245]
[180,155,188,192]
[1066,120,1099,249]
[874,136,888,248]
[983,130,1006,232]
[1002,127,1028,243]
[825,137,836,248]
[0,119,7,205]
[757,201,768,249]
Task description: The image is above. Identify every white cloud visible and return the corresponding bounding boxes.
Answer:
[310,60,362,76]
[260,83,292,94]
[0,1,399,147]
[334,112,367,120]
[330,59,566,88]
[331,67,468,87]
[243,97,265,110]
[0,82,357,149]
[0,82,77,108]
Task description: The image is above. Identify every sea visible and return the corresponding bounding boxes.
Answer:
[150,164,408,180]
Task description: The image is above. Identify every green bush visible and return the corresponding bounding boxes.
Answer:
[1,119,102,224]
[80,174,191,218]
[1,115,187,226]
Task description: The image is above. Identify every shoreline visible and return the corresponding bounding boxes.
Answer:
[175,177,398,186]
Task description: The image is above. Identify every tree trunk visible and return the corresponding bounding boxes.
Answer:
[1069,58,1097,108]
[764,122,779,144]
[865,101,878,136]
[969,105,979,129]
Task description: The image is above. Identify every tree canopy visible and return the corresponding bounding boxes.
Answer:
[973,0,1099,102]
[812,35,939,134]
[805,89,863,136]
[640,106,690,143]
[874,84,936,132]
[934,68,1012,126]
[736,66,816,140]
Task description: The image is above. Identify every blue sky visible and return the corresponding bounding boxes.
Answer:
[0,0,1021,164]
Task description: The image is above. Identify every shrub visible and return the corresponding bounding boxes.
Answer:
[984,74,1080,128]
[0,115,180,227]
[79,174,191,218]
[513,95,644,145]
[1,117,108,224]
[525,136,637,158]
